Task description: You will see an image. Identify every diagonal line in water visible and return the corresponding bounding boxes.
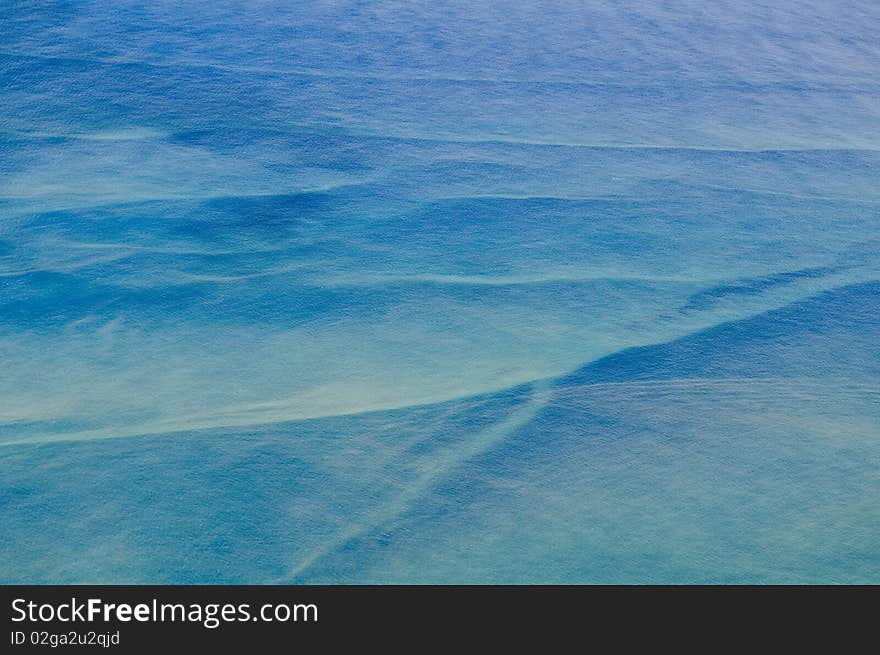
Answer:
[280,380,552,582]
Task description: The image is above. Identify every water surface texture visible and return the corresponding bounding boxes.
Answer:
[1,1,879,583]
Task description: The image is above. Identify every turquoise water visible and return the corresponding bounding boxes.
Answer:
[1,1,878,583]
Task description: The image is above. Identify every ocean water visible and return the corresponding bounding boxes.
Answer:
[1,1,878,583]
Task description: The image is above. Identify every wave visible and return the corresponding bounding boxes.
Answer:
[3,279,875,448]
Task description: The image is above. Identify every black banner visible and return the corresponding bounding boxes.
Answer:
[1,585,875,650]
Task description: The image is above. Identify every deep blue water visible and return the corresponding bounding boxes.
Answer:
[1,1,878,583]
